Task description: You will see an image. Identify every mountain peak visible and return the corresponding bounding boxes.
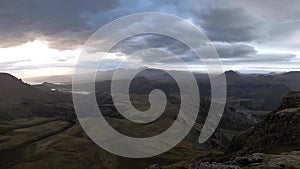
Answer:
[224,70,240,75]
[223,70,242,82]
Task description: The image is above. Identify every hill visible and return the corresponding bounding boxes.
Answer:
[0,73,75,120]
[0,73,51,104]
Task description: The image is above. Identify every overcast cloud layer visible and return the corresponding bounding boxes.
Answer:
[0,0,300,77]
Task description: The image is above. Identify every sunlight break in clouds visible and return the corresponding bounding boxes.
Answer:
[1,0,300,78]
[0,40,81,78]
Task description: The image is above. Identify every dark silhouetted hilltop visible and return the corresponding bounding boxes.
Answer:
[0,73,51,104]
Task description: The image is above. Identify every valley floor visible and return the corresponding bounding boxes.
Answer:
[0,117,217,169]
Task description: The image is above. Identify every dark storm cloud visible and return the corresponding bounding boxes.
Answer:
[1,0,300,74]
[1,0,299,50]
[110,34,197,63]
[186,0,300,52]
[102,0,298,65]
[0,0,187,49]
[110,34,259,64]
[259,21,300,49]
[111,34,190,55]
[191,7,267,42]
[0,0,120,49]
[214,43,257,58]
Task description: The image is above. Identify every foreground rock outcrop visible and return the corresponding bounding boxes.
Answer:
[229,92,300,154]
[147,92,300,169]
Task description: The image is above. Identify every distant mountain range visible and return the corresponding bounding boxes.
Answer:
[2,69,300,120]
[31,69,300,110]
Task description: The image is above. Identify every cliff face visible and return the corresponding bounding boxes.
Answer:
[229,92,300,155]
[277,91,300,111]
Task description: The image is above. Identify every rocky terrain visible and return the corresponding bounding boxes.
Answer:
[1,70,300,169]
[229,92,300,155]
[148,91,300,169]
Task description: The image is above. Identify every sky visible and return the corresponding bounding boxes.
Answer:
[0,0,300,78]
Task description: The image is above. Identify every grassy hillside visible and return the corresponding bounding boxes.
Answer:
[0,118,213,169]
